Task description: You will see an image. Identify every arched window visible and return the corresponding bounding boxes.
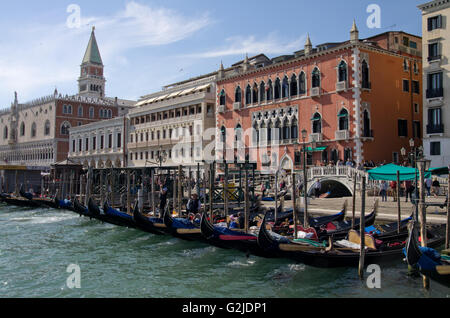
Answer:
[61,122,71,135]
[282,76,289,98]
[362,60,370,89]
[245,85,252,106]
[338,109,349,131]
[235,124,242,144]
[299,72,306,94]
[312,112,322,133]
[219,90,226,106]
[338,61,347,82]
[259,82,266,103]
[44,120,51,136]
[344,148,352,162]
[274,118,281,142]
[31,123,37,138]
[267,79,273,101]
[220,126,226,143]
[291,117,298,140]
[290,74,298,97]
[267,121,273,144]
[3,126,8,139]
[89,107,94,118]
[20,122,25,136]
[252,83,258,104]
[282,117,290,140]
[363,109,371,137]
[322,150,328,164]
[274,78,281,99]
[78,106,83,117]
[331,149,339,164]
[253,122,259,144]
[108,109,112,118]
[312,67,321,88]
[235,86,242,103]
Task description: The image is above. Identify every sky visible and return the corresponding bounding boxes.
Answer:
[0,0,428,109]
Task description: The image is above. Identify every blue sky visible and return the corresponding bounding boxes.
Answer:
[0,0,427,108]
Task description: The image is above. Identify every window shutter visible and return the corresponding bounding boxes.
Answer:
[437,15,442,29]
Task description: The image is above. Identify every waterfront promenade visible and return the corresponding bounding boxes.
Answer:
[262,195,449,225]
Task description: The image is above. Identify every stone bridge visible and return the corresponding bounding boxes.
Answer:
[305,166,374,196]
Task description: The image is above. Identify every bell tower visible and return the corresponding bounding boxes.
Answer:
[78,26,106,98]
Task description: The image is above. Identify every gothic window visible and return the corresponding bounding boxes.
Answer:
[78,106,83,117]
[259,82,266,103]
[267,79,273,101]
[3,126,7,139]
[363,110,371,137]
[282,76,289,98]
[235,124,242,144]
[252,83,258,104]
[235,86,242,103]
[338,109,349,131]
[344,148,352,161]
[362,60,370,89]
[31,123,37,138]
[220,126,226,143]
[245,85,252,106]
[61,122,71,135]
[20,122,25,136]
[312,112,322,133]
[253,122,259,144]
[274,118,281,142]
[312,67,321,88]
[291,117,299,140]
[89,107,94,118]
[299,72,306,95]
[267,121,273,144]
[274,78,281,99]
[331,149,339,164]
[219,90,226,106]
[290,74,298,97]
[44,120,51,136]
[282,117,290,140]
[338,61,348,82]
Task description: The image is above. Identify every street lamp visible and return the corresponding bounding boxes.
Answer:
[155,146,167,169]
[301,129,309,227]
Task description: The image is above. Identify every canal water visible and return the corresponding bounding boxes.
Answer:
[0,204,448,298]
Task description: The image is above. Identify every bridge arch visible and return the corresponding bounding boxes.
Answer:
[307,177,353,198]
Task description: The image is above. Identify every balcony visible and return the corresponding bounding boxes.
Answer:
[336,81,347,92]
[426,88,443,99]
[233,102,242,111]
[428,55,441,62]
[309,133,323,143]
[310,87,321,97]
[427,124,444,134]
[335,130,350,141]
[218,105,225,113]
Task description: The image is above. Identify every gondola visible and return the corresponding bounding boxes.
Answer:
[365,214,413,241]
[73,198,90,216]
[200,212,278,257]
[257,212,446,268]
[19,185,60,209]
[163,207,207,242]
[2,196,43,209]
[86,198,135,228]
[103,201,137,229]
[405,221,450,288]
[132,203,166,235]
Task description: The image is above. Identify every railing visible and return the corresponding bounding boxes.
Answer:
[310,87,321,97]
[336,81,347,92]
[427,55,441,62]
[362,129,374,138]
[427,124,444,134]
[335,130,350,140]
[233,102,242,111]
[362,82,371,90]
[218,105,225,113]
[306,166,378,191]
[309,133,323,143]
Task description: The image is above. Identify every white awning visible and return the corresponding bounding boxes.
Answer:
[179,87,197,95]
[154,94,169,102]
[194,83,211,92]
[166,90,182,98]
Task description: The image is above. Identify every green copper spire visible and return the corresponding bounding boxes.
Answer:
[82,26,103,65]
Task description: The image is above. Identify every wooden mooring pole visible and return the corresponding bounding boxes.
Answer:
[358,176,366,280]
[292,172,298,239]
[418,161,429,290]
[446,173,450,250]
[397,171,401,234]
[352,176,357,228]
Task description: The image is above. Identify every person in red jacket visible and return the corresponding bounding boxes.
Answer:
[390,180,397,202]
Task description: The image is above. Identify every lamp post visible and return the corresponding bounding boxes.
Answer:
[401,139,425,222]
[301,129,309,228]
[155,146,168,170]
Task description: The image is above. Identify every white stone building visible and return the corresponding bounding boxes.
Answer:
[127,74,218,171]
[419,0,450,167]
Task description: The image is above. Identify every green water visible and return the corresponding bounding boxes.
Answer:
[0,204,448,298]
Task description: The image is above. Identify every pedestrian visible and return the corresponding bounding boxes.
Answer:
[425,177,432,196]
[404,180,414,203]
[390,180,397,202]
[186,193,201,214]
[380,180,388,202]
[159,186,168,217]
[313,179,321,198]
[432,178,441,197]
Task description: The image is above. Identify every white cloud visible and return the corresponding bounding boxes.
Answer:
[183,32,306,59]
[0,1,212,107]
